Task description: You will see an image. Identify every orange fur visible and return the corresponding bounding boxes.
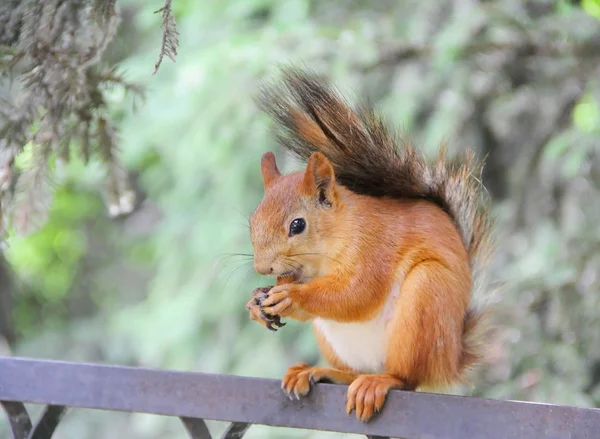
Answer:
[249,68,493,423]
[250,155,475,420]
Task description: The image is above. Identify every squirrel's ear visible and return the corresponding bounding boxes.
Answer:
[260,152,281,189]
[301,152,336,207]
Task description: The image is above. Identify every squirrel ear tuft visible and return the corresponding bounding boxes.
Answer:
[260,152,281,189]
[302,152,336,207]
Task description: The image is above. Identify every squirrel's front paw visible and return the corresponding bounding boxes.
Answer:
[246,287,286,331]
[260,283,299,317]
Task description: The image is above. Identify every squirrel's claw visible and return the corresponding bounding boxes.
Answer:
[281,363,314,400]
[246,286,287,331]
[265,314,286,331]
[258,309,281,331]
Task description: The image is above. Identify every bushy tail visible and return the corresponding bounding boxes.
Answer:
[257,68,495,371]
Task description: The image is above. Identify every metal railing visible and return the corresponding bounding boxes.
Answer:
[1,357,599,439]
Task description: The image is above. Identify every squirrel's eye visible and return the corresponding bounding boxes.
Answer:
[289,218,306,236]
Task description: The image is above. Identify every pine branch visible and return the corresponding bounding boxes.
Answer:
[0,153,15,240]
[93,0,117,22]
[97,117,135,218]
[0,0,25,47]
[0,45,24,75]
[152,0,179,76]
[92,67,146,99]
[79,116,91,164]
[11,141,53,236]
[0,0,144,236]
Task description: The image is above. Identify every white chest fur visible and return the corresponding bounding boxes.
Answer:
[313,282,401,374]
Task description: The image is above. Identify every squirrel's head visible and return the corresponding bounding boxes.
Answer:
[250,151,343,281]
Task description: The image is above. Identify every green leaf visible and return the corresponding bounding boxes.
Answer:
[572,95,600,134]
[582,0,600,19]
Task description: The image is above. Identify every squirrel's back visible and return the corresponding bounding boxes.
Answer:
[257,68,494,375]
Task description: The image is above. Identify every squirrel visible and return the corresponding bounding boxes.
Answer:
[245,68,494,423]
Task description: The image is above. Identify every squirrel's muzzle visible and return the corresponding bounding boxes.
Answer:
[254,260,273,276]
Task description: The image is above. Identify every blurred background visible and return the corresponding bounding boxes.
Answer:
[1,0,600,438]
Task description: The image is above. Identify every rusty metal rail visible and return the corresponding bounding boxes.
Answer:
[1,357,599,439]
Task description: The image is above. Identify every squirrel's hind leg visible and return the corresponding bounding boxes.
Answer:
[282,362,357,399]
[385,260,468,389]
[345,374,409,422]
[344,260,470,422]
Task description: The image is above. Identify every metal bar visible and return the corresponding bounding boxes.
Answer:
[29,405,67,439]
[180,417,212,439]
[1,357,600,439]
[221,422,250,439]
[366,435,390,439]
[1,401,32,439]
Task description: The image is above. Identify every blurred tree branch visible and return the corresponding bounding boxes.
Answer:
[363,37,600,72]
[0,0,179,239]
[513,87,583,228]
[358,6,600,203]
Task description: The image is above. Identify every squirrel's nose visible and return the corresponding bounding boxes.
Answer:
[254,261,273,276]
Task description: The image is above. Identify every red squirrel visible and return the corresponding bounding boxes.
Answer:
[245,68,494,422]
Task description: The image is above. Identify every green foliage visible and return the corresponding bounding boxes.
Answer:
[573,93,600,134]
[582,0,600,19]
[6,184,103,337]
